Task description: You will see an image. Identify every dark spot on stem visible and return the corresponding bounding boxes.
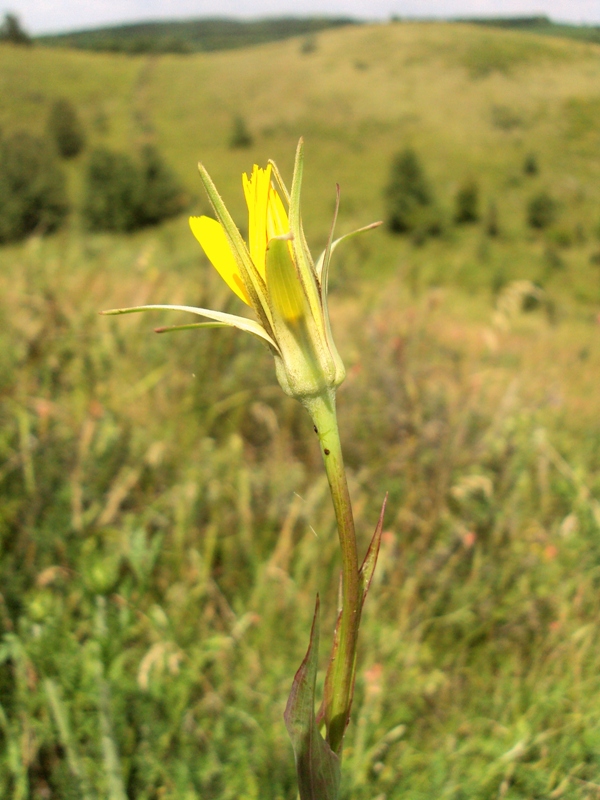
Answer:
[313,425,318,434]
[324,448,330,455]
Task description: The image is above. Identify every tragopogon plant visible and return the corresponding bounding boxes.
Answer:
[103,139,385,799]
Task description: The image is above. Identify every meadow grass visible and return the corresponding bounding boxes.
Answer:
[2,21,600,799]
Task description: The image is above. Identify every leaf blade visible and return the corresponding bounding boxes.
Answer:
[284,597,341,800]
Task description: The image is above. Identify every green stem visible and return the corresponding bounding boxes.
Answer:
[302,390,359,757]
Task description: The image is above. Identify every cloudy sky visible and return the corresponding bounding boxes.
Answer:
[8,0,600,36]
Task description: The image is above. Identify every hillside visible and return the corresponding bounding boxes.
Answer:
[461,15,600,45]
[35,15,600,54]
[3,20,600,292]
[36,16,358,54]
[2,22,600,799]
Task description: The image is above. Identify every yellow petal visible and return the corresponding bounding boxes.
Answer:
[243,165,270,279]
[189,216,251,305]
[266,183,289,241]
[267,184,294,265]
[243,164,291,279]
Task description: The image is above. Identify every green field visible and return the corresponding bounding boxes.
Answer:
[2,21,600,799]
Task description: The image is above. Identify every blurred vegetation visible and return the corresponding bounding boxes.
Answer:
[37,17,357,55]
[384,149,440,240]
[453,178,480,225]
[0,12,31,46]
[82,145,188,232]
[229,116,253,150]
[0,131,69,243]
[2,19,600,799]
[461,15,600,46]
[47,98,86,160]
[523,152,539,176]
[527,191,558,231]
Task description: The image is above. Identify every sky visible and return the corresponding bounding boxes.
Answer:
[7,0,600,36]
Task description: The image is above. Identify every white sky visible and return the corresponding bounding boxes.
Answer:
[6,0,600,36]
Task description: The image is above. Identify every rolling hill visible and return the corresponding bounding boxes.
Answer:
[2,22,600,799]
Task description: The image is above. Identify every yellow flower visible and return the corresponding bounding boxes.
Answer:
[103,139,380,405]
[189,162,296,313]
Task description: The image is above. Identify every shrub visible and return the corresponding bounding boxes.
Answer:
[384,148,434,234]
[300,35,318,54]
[47,98,85,159]
[0,131,69,243]
[137,145,188,225]
[82,146,188,232]
[527,191,557,230]
[485,199,500,237]
[229,115,253,149]
[523,152,539,175]
[454,178,480,224]
[82,148,143,232]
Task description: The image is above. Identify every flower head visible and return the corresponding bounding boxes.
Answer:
[103,139,380,405]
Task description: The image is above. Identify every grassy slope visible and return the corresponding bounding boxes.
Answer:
[2,23,600,799]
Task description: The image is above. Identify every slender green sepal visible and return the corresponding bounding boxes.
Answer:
[318,184,341,294]
[267,158,291,205]
[101,304,280,351]
[316,220,384,286]
[284,597,341,800]
[265,235,305,323]
[265,241,340,399]
[288,140,324,335]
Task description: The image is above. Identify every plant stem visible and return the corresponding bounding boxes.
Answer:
[302,390,359,757]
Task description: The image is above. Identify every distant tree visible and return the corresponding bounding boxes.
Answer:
[485,199,500,237]
[0,132,69,243]
[384,148,434,234]
[527,191,557,230]
[0,12,32,45]
[523,152,539,176]
[300,35,318,54]
[229,116,253,149]
[454,178,480,224]
[137,145,188,225]
[82,148,143,232]
[47,98,86,159]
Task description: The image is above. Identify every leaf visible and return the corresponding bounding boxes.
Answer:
[358,493,388,604]
[100,303,279,351]
[317,494,388,736]
[284,597,341,800]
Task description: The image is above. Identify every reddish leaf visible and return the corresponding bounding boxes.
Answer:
[284,596,340,800]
